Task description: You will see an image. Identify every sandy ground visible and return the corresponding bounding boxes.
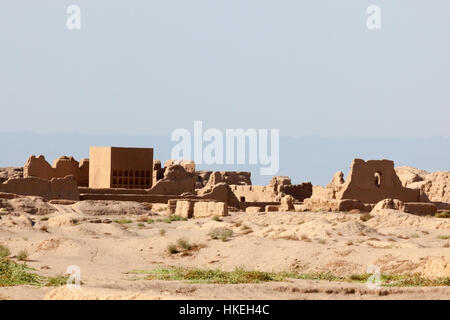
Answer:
[0,204,449,300]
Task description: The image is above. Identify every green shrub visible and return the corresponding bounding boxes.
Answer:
[16,249,29,261]
[167,244,179,254]
[208,227,233,241]
[177,238,192,250]
[0,245,11,258]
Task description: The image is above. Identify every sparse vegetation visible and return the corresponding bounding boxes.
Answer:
[127,267,450,287]
[147,219,154,224]
[163,215,188,223]
[360,213,373,222]
[159,229,166,236]
[318,239,327,245]
[177,238,192,250]
[437,235,450,240]
[114,219,133,224]
[208,227,233,241]
[16,249,29,261]
[166,244,179,254]
[435,211,450,219]
[212,215,221,222]
[0,258,70,287]
[410,233,420,238]
[40,217,49,221]
[301,234,311,242]
[137,223,145,228]
[0,208,8,213]
[130,267,287,284]
[0,245,11,258]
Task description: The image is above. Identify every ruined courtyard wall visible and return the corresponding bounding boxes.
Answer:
[229,185,276,202]
[0,176,79,201]
[338,159,420,204]
[279,183,313,202]
[24,155,89,187]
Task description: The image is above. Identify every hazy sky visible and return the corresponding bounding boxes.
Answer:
[1,1,449,138]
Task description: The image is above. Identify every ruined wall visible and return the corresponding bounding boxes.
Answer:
[205,171,252,187]
[310,159,420,204]
[279,183,313,202]
[197,182,240,208]
[164,160,196,173]
[229,185,277,202]
[24,155,89,187]
[396,167,450,205]
[175,200,228,218]
[149,165,196,195]
[0,176,79,201]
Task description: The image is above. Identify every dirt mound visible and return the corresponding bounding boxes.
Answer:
[72,200,151,216]
[5,197,56,215]
[421,257,450,279]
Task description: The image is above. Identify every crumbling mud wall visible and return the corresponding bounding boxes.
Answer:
[229,176,312,203]
[24,155,89,187]
[311,159,420,204]
[0,176,79,201]
[164,160,196,173]
[175,200,228,218]
[197,182,240,208]
[148,165,196,195]
[229,185,276,202]
[396,166,450,207]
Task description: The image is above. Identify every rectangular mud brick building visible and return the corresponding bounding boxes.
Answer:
[89,147,154,189]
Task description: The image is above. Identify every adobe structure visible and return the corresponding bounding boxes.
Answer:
[24,155,89,186]
[302,159,429,213]
[1,147,444,217]
[89,147,154,189]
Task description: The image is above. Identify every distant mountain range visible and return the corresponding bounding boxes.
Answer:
[0,132,448,186]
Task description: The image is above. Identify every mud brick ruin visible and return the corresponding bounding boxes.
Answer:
[1,146,448,218]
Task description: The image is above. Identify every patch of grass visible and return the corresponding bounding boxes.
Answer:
[0,245,11,258]
[360,213,373,222]
[16,249,28,261]
[164,215,188,223]
[212,215,221,222]
[0,258,41,286]
[115,219,133,224]
[159,229,166,236]
[166,244,179,254]
[437,235,450,240]
[208,227,233,241]
[135,267,287,284]
[44,275,69,287]
[137,223,145,228]
[129,267,450,287]
[177,238,192,250]
[147,219,154,224]
[435,211,450,219]
[0,258,71,287]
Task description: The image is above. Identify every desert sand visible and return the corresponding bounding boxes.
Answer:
[0,200,449,300]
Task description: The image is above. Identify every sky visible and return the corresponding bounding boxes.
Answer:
[0,1,449,185]
[0,1,449,138]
